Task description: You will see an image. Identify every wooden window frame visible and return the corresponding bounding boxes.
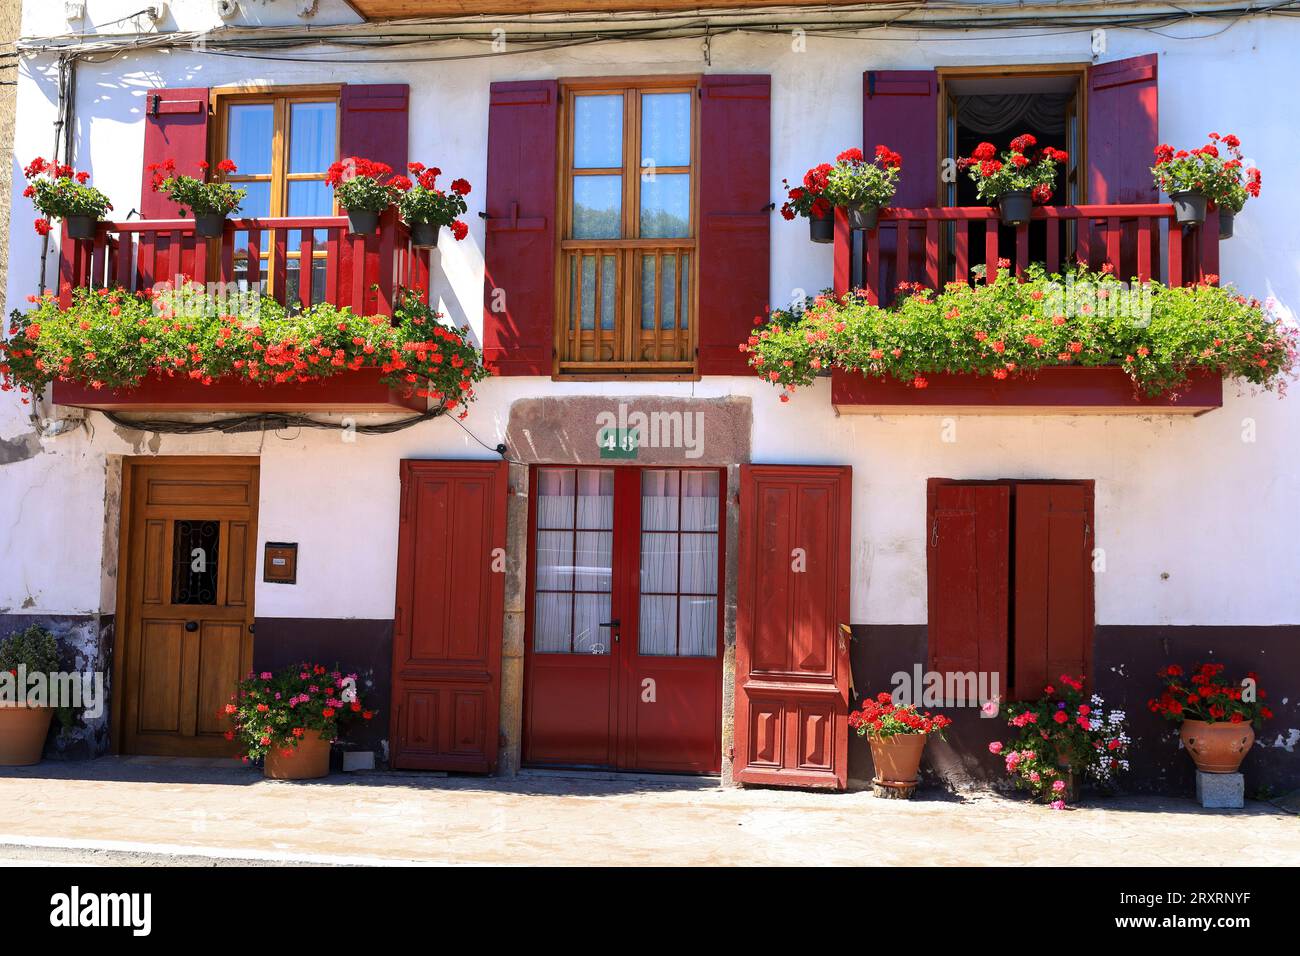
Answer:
[554,75,702,380]
[208,85,342,296]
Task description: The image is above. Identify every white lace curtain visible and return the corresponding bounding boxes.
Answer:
[535,469,614,655]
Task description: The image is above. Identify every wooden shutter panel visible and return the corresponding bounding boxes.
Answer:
[391,459,507,772]
[697,75,771,376]
[1087,55,1157,206]
[1013,483,1094,699]
[482,80,558,376]
[926,481,1009,683]
[337,84,409,313]
[339,84,410,176]
[735,465,851,789]
[140,88,210,219]
[856,71,938,298]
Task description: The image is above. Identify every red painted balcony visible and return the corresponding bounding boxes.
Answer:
[829,203,1224,415]
[51,209,433,413]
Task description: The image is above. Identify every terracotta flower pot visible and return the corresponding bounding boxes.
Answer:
[1180,719,1254,773]
[1169,190,1208,225]
[0,705,54,766]
[996,189,1032,227]
[263,733,331,780]
[808,213,834,244]
[868,733,928,796]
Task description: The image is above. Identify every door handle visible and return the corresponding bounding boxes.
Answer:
[600,619,621,643]
[185,621,198,632]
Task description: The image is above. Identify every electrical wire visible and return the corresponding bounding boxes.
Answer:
[99,404,450,435]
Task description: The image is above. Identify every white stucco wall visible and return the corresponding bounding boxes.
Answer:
[3,5,1298,626]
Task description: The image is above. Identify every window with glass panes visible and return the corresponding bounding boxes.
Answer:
[216,90,339,305]
[559,79,698,376]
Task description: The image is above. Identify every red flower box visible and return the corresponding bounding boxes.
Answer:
[831,366,1222,415]
[52,368,425,413]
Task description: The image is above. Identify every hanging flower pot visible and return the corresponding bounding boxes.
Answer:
[808,212,834,244]
[194,213,227,240]
[847,203,879,231]
[1218,209,1235,240]
[64,215,97,241]
[1169,190,1208,226]
[264,733,332,780]
[409,221,440,248]
[0,705,53,766]
[996,189,1033,227]
[868,732,928,798]
[347,208,381,236]
[1179,719,1254,774]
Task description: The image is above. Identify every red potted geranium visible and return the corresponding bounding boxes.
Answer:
[393,162,472,248]
[780,162,834,244]
[1148,663,1270,773]
[22,157,113,240]
[326,156,397,235]
[147,158,245,239]
[959,133,1067,226]
[823,145,902,230]
[1152,133,1261,235]
[226,662,376,780]
[849,691,950,798]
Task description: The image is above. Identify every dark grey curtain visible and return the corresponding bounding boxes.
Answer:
[955,93,1072,136]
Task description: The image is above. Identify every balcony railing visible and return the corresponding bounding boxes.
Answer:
[831,203,1221,304]
[56,208,433,316]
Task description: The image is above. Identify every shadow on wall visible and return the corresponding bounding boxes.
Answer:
[251,616,393,761]
[848,624,1300,798]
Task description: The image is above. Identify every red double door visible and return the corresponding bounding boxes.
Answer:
[524,466,725,774]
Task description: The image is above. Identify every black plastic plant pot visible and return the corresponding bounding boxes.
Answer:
[996,190,1032,227]
[347,208,381,236]
[847,203,879,231]
[809,214,834,244]
[409,221,440,248]
[1170,190,1208,226]
[64,215,96,241]
[1218,209,1235,240]
[194,213,227,239]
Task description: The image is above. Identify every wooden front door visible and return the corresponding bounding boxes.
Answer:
[390,460,507,772]
[735,465,852,789]
[117,458,259,757]
[524,466,724,774]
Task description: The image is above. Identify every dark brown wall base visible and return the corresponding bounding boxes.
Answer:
[252,617,393,760]
[848,624,1300,797]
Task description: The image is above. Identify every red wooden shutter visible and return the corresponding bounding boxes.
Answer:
[1012,482,1094,699]
[860,71,938,297]
[390,459,507,772]
[140,88,210,219]
[337,84,409,313]
[1087,55,1157,205]
[1087,55,1167,277]
[735,465,851,790]
[926,481,1010,684]
[339,84,410,176]
[697,75,771,375]
[482,80,558,376]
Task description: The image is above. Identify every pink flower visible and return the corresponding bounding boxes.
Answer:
[988,741,1003,755]
[1052,779,1066,792]
[1050,800,1066,811]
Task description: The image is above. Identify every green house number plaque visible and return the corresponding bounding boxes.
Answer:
[599,428,639,459]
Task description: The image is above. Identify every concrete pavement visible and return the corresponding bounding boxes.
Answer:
[1,758,1296,866]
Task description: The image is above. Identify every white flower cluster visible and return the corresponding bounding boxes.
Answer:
[1084,693,1131,784]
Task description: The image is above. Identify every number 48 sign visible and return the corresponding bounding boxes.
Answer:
[598,427,639,460]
